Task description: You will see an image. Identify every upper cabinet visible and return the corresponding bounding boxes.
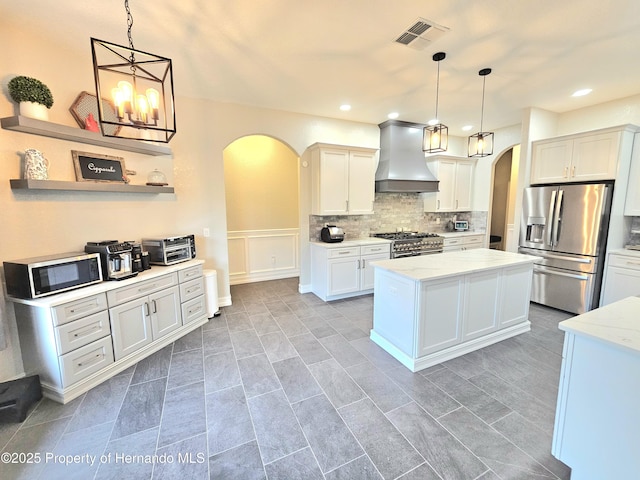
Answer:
[530,128,628,185]
[308,143,378,216]
[423,156,475,212]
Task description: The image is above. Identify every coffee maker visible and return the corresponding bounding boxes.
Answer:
[85,241,137,280]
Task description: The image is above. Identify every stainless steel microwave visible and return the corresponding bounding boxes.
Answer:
[3,252,103,299]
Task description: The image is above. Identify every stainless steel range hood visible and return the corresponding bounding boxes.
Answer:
[375,120,439,193]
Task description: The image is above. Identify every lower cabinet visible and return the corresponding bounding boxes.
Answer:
[311,242,391,301]
[442,234,486,252]
[600,252,640,306]
[11,260,208,404]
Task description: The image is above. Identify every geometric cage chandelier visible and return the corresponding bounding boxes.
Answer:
[91,0,176,143]
[468,68,493,157]
[423,51,448,153]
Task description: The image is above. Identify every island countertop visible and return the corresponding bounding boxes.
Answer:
[371,248,539,282]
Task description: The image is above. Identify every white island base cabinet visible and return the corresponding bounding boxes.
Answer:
[370,253,533,372]
[11,260,207,404]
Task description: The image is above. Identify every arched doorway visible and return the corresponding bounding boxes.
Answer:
[489,145,520,251]
[224,135,300,284]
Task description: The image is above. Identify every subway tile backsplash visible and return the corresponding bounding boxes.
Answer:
[309,192,487,242]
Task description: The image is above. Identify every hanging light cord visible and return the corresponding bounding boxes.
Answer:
[434,60,440,121]
[125,0,136,68]
[479,75,486,133]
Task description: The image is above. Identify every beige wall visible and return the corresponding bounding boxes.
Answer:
[224,136,299,231]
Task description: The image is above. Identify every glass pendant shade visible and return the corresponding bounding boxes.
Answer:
[423,52,448,153]
[468,131,494,157]
[423,124,448,153]
[91,38,176,143]
[468,68,493,157]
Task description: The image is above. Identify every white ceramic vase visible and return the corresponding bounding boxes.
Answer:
[24,148,49,180]
[19,101,49,121]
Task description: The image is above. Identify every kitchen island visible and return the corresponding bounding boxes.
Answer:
[552,295,640,479]
[370,249,537,372]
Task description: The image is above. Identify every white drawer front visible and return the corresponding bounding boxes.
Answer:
[179,264,203,283]
[327,247,360,259]
[107,273,178,307]
[60,336,114,386]
[444,238,462,246]
[180,277,205,303]
[463,236,484,246]
[608,254,640,269]
[52,293,108,326]
[55,310,111,355]
[181,295,206,325]
[361,244,390,256]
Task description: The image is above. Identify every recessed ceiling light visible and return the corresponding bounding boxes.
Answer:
[388,112,399,119]
[462,125,473,131]
[572,88,592,97]
[340,104,351,111]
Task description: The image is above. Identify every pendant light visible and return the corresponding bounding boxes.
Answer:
[423,52,448,153]
[91,0,176,143]
[468,68,493,157]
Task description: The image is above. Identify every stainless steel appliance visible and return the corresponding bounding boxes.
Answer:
[142,234,196,265]
[518,182,613,314]
[85,241,137,280]
[371,232,444,258]
[320,225,345,243]
[3,252,102,299]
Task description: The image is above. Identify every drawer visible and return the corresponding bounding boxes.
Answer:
[52,293,108,326]
[60,336,114,386]
[181,295,206,325]
[180,277,205,303]
[361,244,390,256]
[107,273,178,307]
[327,247,360,259]
[608,254,640,269]
[55,310,111,355]
[444,238,462,246]
[179,264,203,283]
[463,236,484,246]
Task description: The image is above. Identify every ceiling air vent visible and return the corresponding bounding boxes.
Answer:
[394,18,449,50]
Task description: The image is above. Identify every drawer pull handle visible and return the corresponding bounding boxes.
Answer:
[144,302,150,316]
[370,248,382,252]
[69,302,98,315]
[77,353,103,368]
[152,300,157,314]
[73,325,101,337]
[188,306,202,315]
[338,251,350,255]
[185,271,197,278]
[625,261,640,266]
[186,286,199,294]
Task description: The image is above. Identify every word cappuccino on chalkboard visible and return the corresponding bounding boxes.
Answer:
[72,150,129,183]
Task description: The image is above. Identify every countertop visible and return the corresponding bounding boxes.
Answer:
[310,238,392,248]
[437,231,486,238]
[559,295,640,355]
[371,248,537,282]
[7,259,205,308]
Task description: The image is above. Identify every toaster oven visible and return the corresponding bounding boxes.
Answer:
[141,234,196,265]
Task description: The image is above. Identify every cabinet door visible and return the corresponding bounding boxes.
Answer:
[462,235,485,250]
[454,161,474,211]
[109,297,153,360]
[601,264,640,306]
[417,278,463,356]
[571,132,619,181]
[347,150,376,214]
[499,265,533,327]
[462,271,499,341]
[150,285,181,339]
[360,252,389,291]
[327,256,360,296]
[531,140,572,184]
[316,149,349,215]
[435,159,457,211]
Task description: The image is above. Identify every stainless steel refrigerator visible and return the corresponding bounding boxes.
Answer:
[518,182,613,314]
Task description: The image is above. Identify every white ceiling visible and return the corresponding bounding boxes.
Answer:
[4,0,640,133]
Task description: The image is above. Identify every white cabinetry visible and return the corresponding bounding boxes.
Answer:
[308,143,378,215]
[442,233,485,252]
[423,156,475,212]
[624,138,640,215]
[601,252,640,306]
[310,241,390,301]
[531,129,622,184]
[10,260,207,403]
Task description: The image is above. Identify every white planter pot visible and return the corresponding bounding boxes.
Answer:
[19,101,49,121]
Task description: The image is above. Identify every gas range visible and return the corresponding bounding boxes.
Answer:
[371,232,444,258]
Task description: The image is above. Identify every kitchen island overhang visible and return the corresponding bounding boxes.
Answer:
[370,249,539,372]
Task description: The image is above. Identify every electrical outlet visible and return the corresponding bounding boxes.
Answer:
[203,228,210,237]
[436,217,440,224]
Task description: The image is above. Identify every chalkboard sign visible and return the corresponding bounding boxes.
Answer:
[72,151,128,183]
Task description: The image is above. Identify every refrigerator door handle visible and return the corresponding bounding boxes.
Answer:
[547,190,557,246]
[552,189,563,246]
[533,265,589,281]
[530,251,592,265]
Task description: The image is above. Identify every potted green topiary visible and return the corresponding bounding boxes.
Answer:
[7,75,54,121]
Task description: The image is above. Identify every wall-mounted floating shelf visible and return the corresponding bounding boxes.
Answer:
[10,179,174,194]
[1,116,172,156]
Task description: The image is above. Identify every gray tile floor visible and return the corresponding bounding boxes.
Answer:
[0,277,573,480]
